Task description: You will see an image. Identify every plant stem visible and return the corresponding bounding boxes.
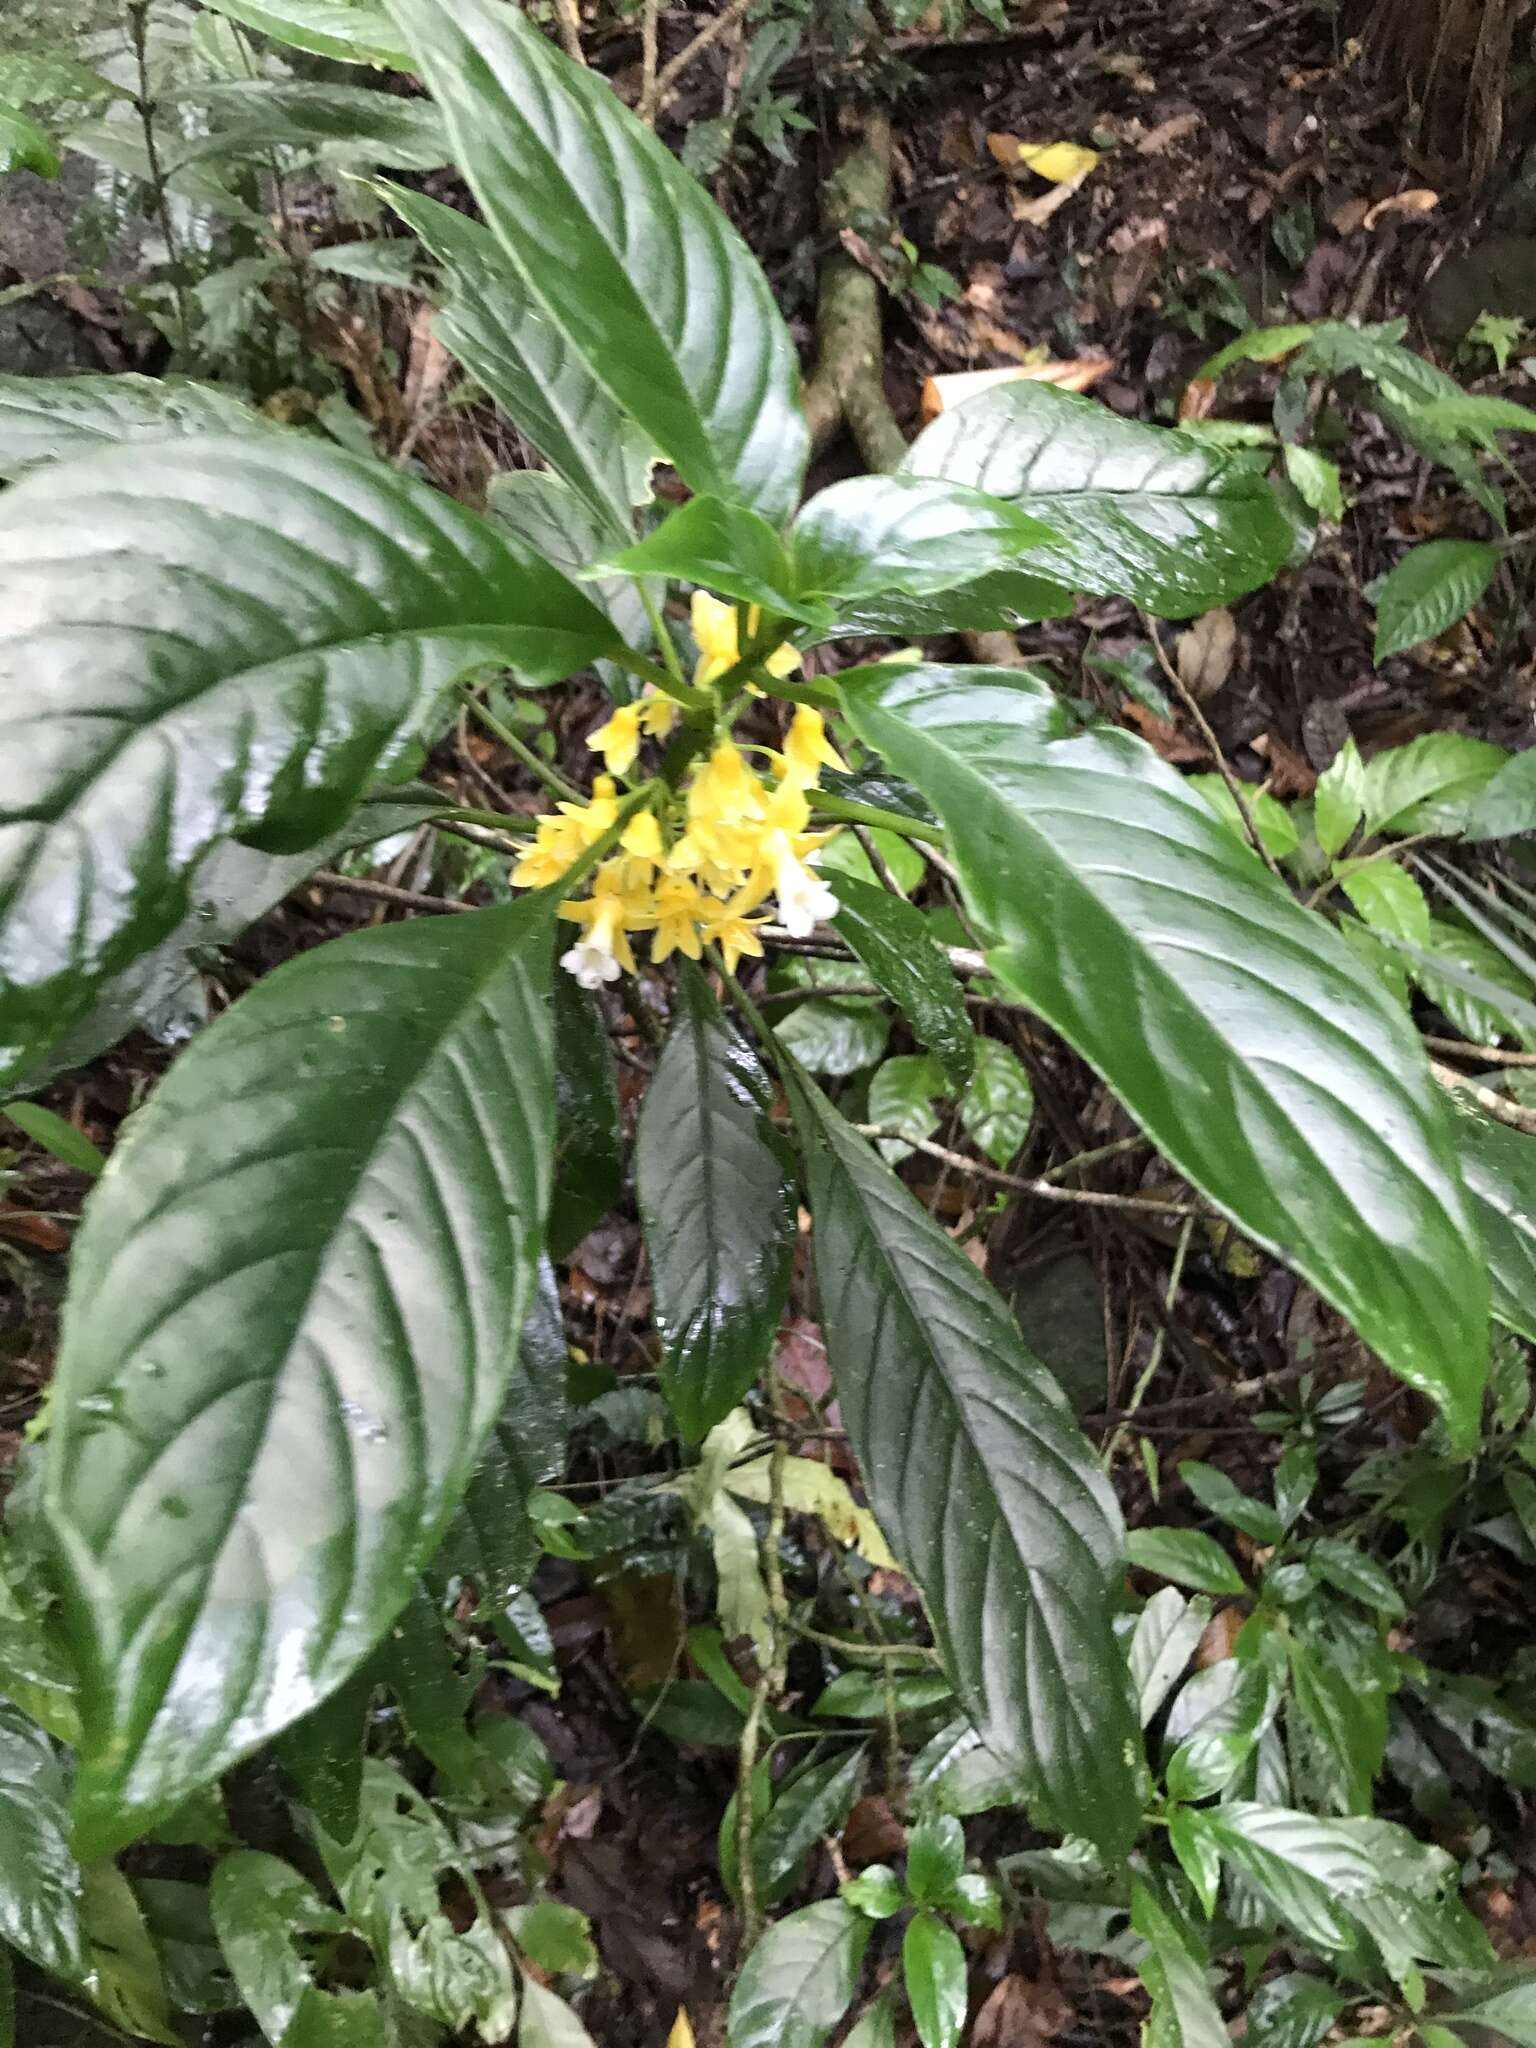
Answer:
[639,584,690,693]
[1102,1212,1196,1468]
[457,685,583,803]
[736,1362,790,1952]
[612,646,713,713]
[854,1129,1199,1215]
[811,790,946,845]
[127,0,194,363]
[787,1622,939,1664]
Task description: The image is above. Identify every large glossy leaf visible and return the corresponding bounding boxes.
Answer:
[0,374,269,480]
[784,1064,1141,1855]
[382,0,808,524]
[638,965,796,1440]
[547,974,624,1261]
[170,80,448,170]
[1373,540,1499,662]
[728,1900,870,2048]
[198,0,411,66]
[380,183,652,541]
[488,473,654,660]
[902,383,1292,617]
[46,900,555,1853]
[843,664,1488,1447]
[0,1703,84,1980]
[829,873,974,1089]
[0,434,618,1085]
[792,474,1053,606]
[1131,1883,1226,2048]
[1453,1108,1536,1345]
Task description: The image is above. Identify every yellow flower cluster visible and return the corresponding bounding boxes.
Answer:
[514,702,848,989]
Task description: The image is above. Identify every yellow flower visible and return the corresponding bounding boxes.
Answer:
[587,702,642,776]
[638,692,681,741]
[737,782,840,937]
[557,861,652,989]
[698,890,766,974]
[690,591,802,689]
[511,776,621,889]
[779,706,847,790]
[621,809,663,862]
[650,874,707,963]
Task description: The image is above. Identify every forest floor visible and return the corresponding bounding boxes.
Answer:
[4,2,1536,2042]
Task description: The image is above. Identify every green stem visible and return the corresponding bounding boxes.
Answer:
[639,583,690,691]
[458,685,583,804]
[761,673,842,712]
[811,789,946,845]
[611,646,713,713]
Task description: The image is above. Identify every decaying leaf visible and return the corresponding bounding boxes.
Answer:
[1362,188,1438,230]
[920,361,1111,425]
[1175,608,1238,701]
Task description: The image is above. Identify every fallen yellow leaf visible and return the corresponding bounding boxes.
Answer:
[667,2012,696,2048]
[1015,139,1099,183]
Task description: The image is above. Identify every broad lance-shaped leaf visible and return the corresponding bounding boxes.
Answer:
[903,381,1292,618]
[1453,1107,1536,1345]
[0,1701,85,1981]
[197,0,411,67]
[829,872,974,1089]
[0,434,620,1086]
[638,965,796,1440]
[46,900,555,1853]
[784,1062,1141,1856]
[842,664,1488,1447]
[729,1900,870,2048]
[791,473,1055,607]
[0,373,270,480]
[380,183,653,542]
[383,0,808,525]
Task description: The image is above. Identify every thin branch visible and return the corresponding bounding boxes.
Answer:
[1430,1060,1536,1134]
[311,870,470,914]
[650,0,751,117]
[1102,1210,1197,1468]
[638,0,661,122]
[855,1127,1201,1215]
[1140,610,1285,879]
[552,0,586,64]
[127,0,194,360]
[1423,1034,1536,1068]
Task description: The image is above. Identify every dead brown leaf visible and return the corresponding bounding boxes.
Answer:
[1176,608,1238,701]
[1363,187,1438,230]
[973,1975,1074,2048]
[920,361,1111,424]
[0,1208,68,1252]
[1251,730,1318,797]
[1178,376,1218,422]
[1122,703,1208,764]
[844,1795,907,1867]
[1136,111,1201,154]
[1331,196,1372,234]
[1195,1604,1244,1668]
[1103,216,1169,311]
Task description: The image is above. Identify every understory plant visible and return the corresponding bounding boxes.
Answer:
[5,1,1536,2044]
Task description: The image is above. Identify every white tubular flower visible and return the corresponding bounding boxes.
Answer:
[772,843,838,937]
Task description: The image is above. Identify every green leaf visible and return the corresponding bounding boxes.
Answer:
[1338,857,1431,945]
[0,435,617,1085]
[0,107,59,177]
[867,1053,946,1163]
[1359,733,1509,839]
[958,1037,1034,1166]
[1131,1881,1228,2048]
[785,1065,1142,1856]
[1315,737,1367,858]
[753,1748,866,1903]
[1198,324,1317,379]
[1126,1528,1245,1595]
[1283,445,1344,521]
[1185,775,1300,862]
[830,873,974,1088]
[488,473,655,665]
[1183,1805,1350,1951]
[823,570,1073,639]
[728,1900,871,2048]
[382,184,652,541]
[199,0,411,66]
[638,966,795,1440]
[275,1669,372,1844]
[0,1703,84,1980]
[906,1814,965,1906]
[79,1862,178,2047]
[1453,1112,1536,1344]
[903,382,1293,618]
[384,0,808,524]
[548,974,623,1260]
[1373,542,1500,663]
[842,662,1488,1450]
[210,1850,353,2044]
[1129,1587,1211,1726]
[1308,1538,1406,1616]
[1178,1461,1285,1544]
[606,496,806,620]
[1444,1970,1536,2047]
[1168,1807,1222,1918]
[0,1102,104,1176]
[773,960,889,1076]
[171,79,448,169]
[519,1977,595,2048]
[842,2003,899,2048]
[440,1258,569,1609]
[903,1914,968,2048]
[1462,751,1536,841]
[792,475,1053,607]
[843,1866,905,1919]
[0,373,270,481]
[46,900,555,1853]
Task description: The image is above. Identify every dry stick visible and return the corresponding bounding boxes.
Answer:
[1430,1060,1536,1135]
[735,1365,790,1951]
[1102,1211,1197,1470]
[648,0,752,118]
[551,0,586,65]
[854,1127,1200,1216]
[312,870,470,915]
[1424,1034,1536,1068]
[1139,608,1284,880]
[638,0,661,124]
